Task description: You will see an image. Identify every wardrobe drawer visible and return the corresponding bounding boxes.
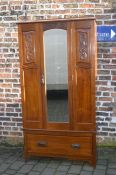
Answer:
[26,134,92,157]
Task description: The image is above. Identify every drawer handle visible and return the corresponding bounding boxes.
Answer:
[71,144,80,149]
[37,141,48,147]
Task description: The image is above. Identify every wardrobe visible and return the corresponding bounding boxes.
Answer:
[18,17,97,166]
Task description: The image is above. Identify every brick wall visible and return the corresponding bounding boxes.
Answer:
[0,0,116,145]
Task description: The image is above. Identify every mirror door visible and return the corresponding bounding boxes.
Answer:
[43,23,71,129]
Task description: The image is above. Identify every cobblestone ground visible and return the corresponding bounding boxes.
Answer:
[0,147,116,175]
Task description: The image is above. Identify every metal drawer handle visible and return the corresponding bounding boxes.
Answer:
[71,144,80,149]
[37,141,48,147]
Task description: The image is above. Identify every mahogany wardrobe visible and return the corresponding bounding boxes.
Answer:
[18,17,97,166]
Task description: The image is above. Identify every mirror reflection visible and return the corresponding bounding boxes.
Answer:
[44,29,69,122]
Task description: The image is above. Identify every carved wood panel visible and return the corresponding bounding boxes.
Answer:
[79,32,88,60]
[73,20,96,132]
[23,31,36,65]
[77,29,90,63]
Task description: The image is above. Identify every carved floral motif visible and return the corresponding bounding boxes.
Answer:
[23,31,35,63]
[79,32,88,60]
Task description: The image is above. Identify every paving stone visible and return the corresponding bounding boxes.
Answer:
[0,158,4,164]
[108,163,116,168]
[97,159,107,165]
[16,157,26,162]
[60,160,72,166]
[18,164,33,174]
[39,158,51,163]
[0,163,10,172]
[10,161,25,170]
[106,168,116,175]
[83,164,94,171]
[68,165,82,174]
[15,173,25,175]
[93,169,106,175]
[67,173,80,175]
[5,156,17,164]
[47,160,60,168]
[28,171,40,175]
[80,171,93,175]
[32,163,47,172]
[72,160,84,165]
[0,154,11,159]
[0,156,9,160]
[98,154,108,160]
[57,165,69,172]
[4,169,17,175]
[26,160,38,165]
[40,167,56,175]
[0,147,116,175]
[55,171,67,175]
[96,164,107,170]
[109,158,116,163]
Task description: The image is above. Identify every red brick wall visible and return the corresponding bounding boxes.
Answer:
[0,0,116,145]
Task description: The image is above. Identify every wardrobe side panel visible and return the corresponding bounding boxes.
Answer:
[18,23,43,129]
[73,20,96,131]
